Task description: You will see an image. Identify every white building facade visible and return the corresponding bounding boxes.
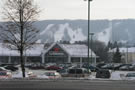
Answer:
[0,43,97,65]
[42,43,97,65]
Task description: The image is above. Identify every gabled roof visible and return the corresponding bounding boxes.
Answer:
[43,43,96,58]
[60,44,96,57]
[42,43,69,55]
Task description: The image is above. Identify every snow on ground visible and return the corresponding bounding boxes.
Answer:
[12,68,54,79]
[110,71,127,80]
[10,68,135,80]
[12,71,29,78]
[96,22,112,44]
[54,23,86,43]
[89,71,135,80]
[67,27,86,44]
[54,23,67,42]
[40,24,54,36]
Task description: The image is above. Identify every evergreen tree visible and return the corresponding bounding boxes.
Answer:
[107,41,113,49]
[113,41,118,48]
[113,46,121,63]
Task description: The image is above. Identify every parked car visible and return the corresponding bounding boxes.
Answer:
[101,64,114,70]
[96,69,111,78]
[38,71,61,79]
[128,65,135,71]
[0,67,9,71]
[4,65,18,71]
[68,68,90,74]
[0,71,12,79]
[89,66,99,72]
[119,64,132,71]
[113,64,124,70]
[46,65,62,70]
[29,65,45,70]
[57,69,68,75]
[82,64,99,72]
[125,73,135,80]
[96,63,106,68]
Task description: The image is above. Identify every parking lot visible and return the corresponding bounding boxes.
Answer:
[0,63,135,80]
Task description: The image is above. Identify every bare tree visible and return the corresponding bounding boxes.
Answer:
[0,0,40,77]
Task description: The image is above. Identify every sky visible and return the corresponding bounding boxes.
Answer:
[1,0,135,20]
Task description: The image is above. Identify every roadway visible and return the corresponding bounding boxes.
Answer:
[0,80,135,90]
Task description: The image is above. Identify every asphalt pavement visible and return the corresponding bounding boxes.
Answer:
[0,80,135,90]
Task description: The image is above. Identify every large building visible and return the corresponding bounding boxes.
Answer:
[0,43,97,65]
[42,43,97,65]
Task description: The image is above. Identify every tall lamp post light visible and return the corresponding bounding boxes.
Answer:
[126,41,128,64]
[84,0,93,67]
[90,33,94,65]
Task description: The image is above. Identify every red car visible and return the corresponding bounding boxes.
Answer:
[0,71,12,79]
[46,65,62,70]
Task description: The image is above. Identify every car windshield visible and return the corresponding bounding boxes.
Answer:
[126,73,135,77]
[45,72,55,76]
[0,72,7,76]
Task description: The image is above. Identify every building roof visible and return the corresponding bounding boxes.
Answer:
[0,43,97,58]
[43,43,96,58]
[60,44,96,57]
[109,47,135,53]
[0,43,44,56]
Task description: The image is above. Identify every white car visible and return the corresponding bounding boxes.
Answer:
[37,71,61,79]
[125,73,135,80]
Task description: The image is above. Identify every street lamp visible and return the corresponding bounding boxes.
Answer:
[90,33,94,65]
[126,41,128,64]
[84,0,93,67]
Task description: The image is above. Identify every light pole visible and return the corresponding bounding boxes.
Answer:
[90,33,94,65]
[84,0,93,67]
[126,42,128,64]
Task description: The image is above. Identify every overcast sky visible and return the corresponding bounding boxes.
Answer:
[1,0,135,20]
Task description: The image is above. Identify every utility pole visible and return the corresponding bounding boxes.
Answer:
[90,33,94,65]
[84,0,93,68]
[126,42,128,64]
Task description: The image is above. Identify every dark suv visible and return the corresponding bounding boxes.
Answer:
[96,69,111,78]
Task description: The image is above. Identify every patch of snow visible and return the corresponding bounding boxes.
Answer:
[96,22,112,44]
[36,39,41,43]
[110,71,135,80]
[69,28,86,44]
[54,23,67,42]
[118,40,127,44]
[54,23,87,43]
[60,44,96,57]
[110,47,135,53]
[12,71,28,78]
[125,29,132,41]
[37,75,49,79]
[40,24,54,35]
[14,33,20,41]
